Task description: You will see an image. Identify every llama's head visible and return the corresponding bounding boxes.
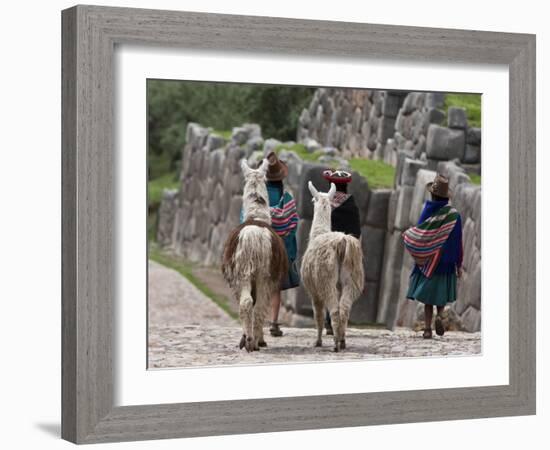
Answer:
[240,158,271,224]
[308,181,336,227]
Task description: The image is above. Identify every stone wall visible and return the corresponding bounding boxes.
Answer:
[157,88,482,332]
[377,160,481,332]
[297,89,481,175]
[157,122,390,326]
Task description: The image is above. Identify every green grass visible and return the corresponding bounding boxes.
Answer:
[349,158,396,189]
[469,174,481,185]
[212,129,232,140]
[444,94,482,128]
[148,172,179,208]
[149,246,238,320]
[274,142,323,162]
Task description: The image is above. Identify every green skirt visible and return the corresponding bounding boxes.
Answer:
[406,271,457,306]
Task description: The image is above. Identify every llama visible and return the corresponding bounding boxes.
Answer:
[221,159,288,352]
[301,182,365,352]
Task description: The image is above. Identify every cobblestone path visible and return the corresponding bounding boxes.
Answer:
[148,261,481,369]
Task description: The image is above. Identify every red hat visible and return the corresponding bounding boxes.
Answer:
[322,169,352,184]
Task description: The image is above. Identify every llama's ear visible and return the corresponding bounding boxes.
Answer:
[240,158,252,177]
[308,181,319,200]
[259,158,269,175]
[328,183,336,200]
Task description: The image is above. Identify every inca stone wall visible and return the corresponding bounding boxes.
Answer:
[157,88,482,332]
[157,122,390,326]
[297,89,481,175]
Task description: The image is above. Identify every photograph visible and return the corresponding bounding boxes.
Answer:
[147,81,482,369]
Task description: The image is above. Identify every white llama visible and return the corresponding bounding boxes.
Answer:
[301,182,365,352]
[221,159,288,352]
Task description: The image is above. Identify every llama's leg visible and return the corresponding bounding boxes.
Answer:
[312,299,324,347]
[252,282,272,351]
[338,291,354,351]
[325,286,341,352]
[238,283,254,352]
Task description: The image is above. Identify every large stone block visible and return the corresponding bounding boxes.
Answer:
[447,106,468,129]
[460,306,481,332]
[350,281,379,324]
[466,127,482,145]
[365,189,392,229]
[208,148,226,178]
[156,189,178,246]
[395,251,417,328]
[382,92,403,118]
[427,107,446,125]
[227,195,242,223]
[387,189,399,232]
[231,126,249,145]
[296,219,312,254]
[401,158,428,186]
[466,260,481,310]
[349,173,370,224]
[394,185,414,230]
[394,148,414,188]
[426,92,445,109]
[426,124,465,161]
[205,133,226,151]
[463,144,481,164]
[376,231,405,328]
[297,163,330,219]
[362,226,386,281]
[409,169,436,225]
[377,115,396,144]
[263,138,282,155]
[186,122,209,147]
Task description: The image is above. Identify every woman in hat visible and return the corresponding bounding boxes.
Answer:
[321,169,362,335]
[240,151,300,339]
[402,174,463,339]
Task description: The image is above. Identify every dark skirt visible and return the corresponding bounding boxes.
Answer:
[280,259,300,290]
[406,270,457,306]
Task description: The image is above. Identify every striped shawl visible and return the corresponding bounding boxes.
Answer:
[270,191,299,237]
[402,205,459,278]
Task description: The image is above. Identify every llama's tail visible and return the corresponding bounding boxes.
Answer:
[338,235,365,301]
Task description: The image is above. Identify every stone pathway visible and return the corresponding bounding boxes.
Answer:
[148,260,481,369]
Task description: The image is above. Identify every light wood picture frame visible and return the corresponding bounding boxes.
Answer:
[61,4,536,444]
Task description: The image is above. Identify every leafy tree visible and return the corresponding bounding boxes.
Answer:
[147,80,314,179]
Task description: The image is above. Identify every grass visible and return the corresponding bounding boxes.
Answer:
[444,93,482,128]
[469,174,481,185]
[349,158,396,189]
[212,129,233,140]
[274,142,323,162]
[148,172,179,208]
[149,246,238,320]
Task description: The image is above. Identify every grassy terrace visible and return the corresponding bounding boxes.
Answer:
[274,142,396,189]
[444,93,481,128]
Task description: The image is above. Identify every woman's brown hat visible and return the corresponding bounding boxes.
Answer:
[264,151,288,181]
[426,173,451,198]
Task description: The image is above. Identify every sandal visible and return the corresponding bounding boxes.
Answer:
[269,322,283,337]
[435,315,445,336]
[423,328,433,339]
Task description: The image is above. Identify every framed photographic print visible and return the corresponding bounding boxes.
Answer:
[61,4,536,444]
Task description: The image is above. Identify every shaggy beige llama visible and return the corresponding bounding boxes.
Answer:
[221,159,288,352]
[301,182,364,352]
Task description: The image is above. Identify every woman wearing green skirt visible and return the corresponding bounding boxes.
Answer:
[403,174,463,339]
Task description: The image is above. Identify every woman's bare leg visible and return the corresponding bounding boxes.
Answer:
[424,304,433,329]
[423,304,433,338]
[269,290,283,337]
[435,306,445,336]
[271,291,281,322]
